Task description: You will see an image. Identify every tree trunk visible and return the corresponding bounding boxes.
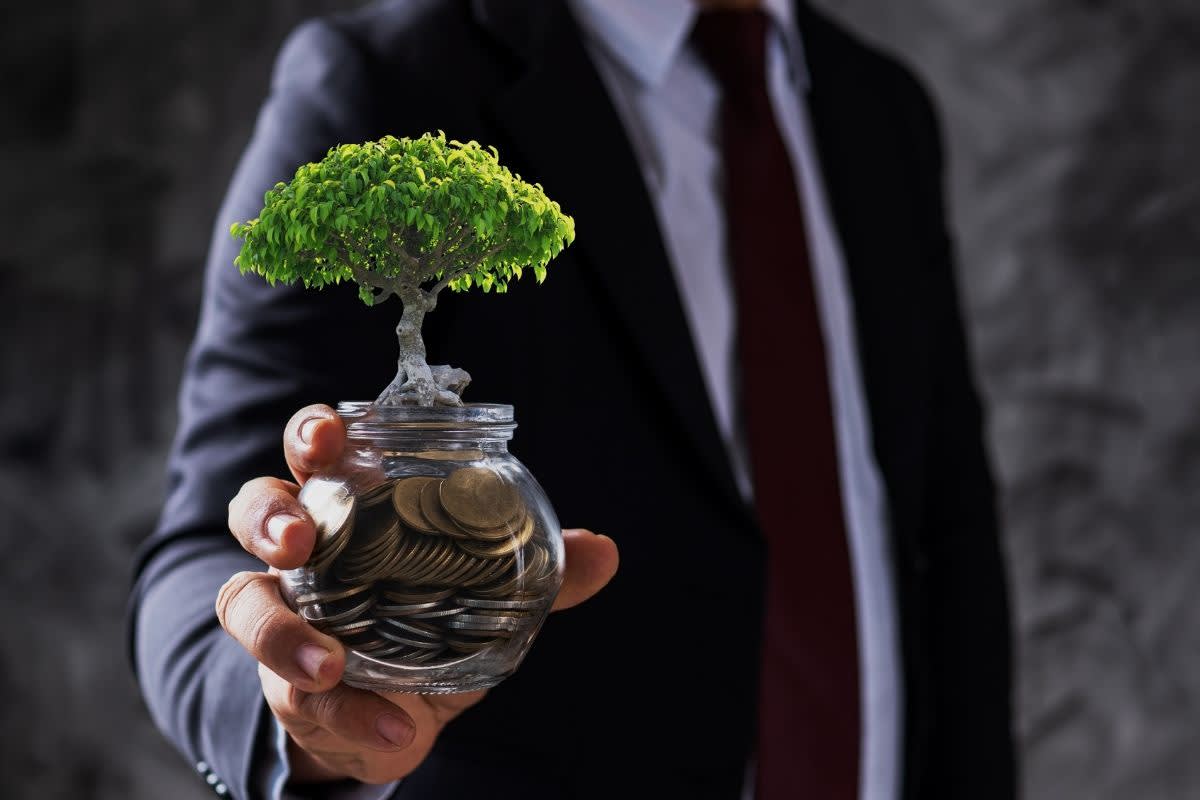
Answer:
[374,289,468,407]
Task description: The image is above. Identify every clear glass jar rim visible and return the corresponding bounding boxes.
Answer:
[337,401,516,437]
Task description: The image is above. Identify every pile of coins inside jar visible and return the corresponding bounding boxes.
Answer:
[293,466,557,665]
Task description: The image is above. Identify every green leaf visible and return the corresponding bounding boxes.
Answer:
[227,131,574,308]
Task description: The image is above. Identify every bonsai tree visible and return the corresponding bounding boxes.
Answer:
[230,132,575,406]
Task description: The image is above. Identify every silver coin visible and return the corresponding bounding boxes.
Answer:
[376,628,444,649]
[445,614,524,632]
[453,595,544,611]
[294,583,371,607]
[381,617,442,639]
[446,637,498,653]
[373,600,445,616]
[300,481,357,563]
[324,618,376,636]
[356,641,412,659]
[350,636,392,653]
[405,646,449,664]
[407,605,467,620]
[300,595,374,626]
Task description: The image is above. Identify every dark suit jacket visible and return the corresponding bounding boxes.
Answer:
[128,1,1017,798]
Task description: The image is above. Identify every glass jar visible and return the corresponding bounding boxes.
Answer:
[279,402,563,694]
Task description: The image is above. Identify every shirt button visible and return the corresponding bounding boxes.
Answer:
[214,783,228,796]
[196,761,210,775]
[206,773,219,786]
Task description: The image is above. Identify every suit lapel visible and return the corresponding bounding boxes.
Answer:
[472,0,746,517]
[796,7,937,792]
[796,3,932,539]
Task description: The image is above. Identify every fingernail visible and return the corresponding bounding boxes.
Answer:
[295,643,331,681]
[299,417,322,445]
[376,713,413,747]
[267,513,303,546]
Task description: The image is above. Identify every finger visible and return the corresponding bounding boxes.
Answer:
[552,529,619,612]
[261,665,417,756]
[216,570,344,693]
[284,404,346,484]
[228,477,316,569]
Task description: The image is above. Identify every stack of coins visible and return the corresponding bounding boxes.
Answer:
[294,467,557,666]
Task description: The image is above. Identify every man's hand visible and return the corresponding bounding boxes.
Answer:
[216,404,620,785]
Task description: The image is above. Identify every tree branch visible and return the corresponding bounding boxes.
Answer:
[428,240,509,295]
[385,235,424,274]
[429,264,473,295]
[432,223,474,261]
[346,262,392,301]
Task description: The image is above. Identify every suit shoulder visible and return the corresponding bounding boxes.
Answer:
[329,0,479,65]
[275,1,473,79]
[802,7,944,166]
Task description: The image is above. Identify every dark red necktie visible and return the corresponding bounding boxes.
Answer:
[692,10,861,799]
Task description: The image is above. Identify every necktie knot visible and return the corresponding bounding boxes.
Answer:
[691,9,771,104]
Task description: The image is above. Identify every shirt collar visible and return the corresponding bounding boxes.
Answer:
[569,0,809,89]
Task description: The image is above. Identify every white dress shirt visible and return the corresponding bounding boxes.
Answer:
[270,3,902,798]
[568,2,902,799]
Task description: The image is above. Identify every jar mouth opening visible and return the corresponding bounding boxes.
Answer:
[337,401,515,437]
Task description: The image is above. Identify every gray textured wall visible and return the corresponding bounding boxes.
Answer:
[3,1,1197,798]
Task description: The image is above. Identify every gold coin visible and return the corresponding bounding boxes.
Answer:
[403,539,460,585]
[412,549,471,587]
[391,477,439,534]
[458,514,536,559]
[439,467,522,531]
[358,479,397,508]
[379,585,455,604]
[339,518,400,566]
[373,533,434,584]
[436,552,492,587]
[457,508,528,543]
[472,563,529,598]
[456,554,514,588]
[418,480,472,538]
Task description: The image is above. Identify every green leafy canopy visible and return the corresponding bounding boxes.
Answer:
[230,132,575,304]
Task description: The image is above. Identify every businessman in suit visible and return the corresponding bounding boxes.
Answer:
[129,1,1017,798]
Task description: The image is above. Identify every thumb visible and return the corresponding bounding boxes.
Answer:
[551,529,619,612]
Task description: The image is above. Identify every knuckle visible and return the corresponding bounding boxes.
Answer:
[229,479,280,532]
[214,571,261,629]
[216,573,286,660]
[302,687,348,726]
[273,685,322,737]
[245,607,287,660]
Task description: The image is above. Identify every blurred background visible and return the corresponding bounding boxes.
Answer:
[2,0,1198,798]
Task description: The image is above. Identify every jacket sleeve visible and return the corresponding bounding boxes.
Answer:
[126,18,384,800]
[907,77,1019,798]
